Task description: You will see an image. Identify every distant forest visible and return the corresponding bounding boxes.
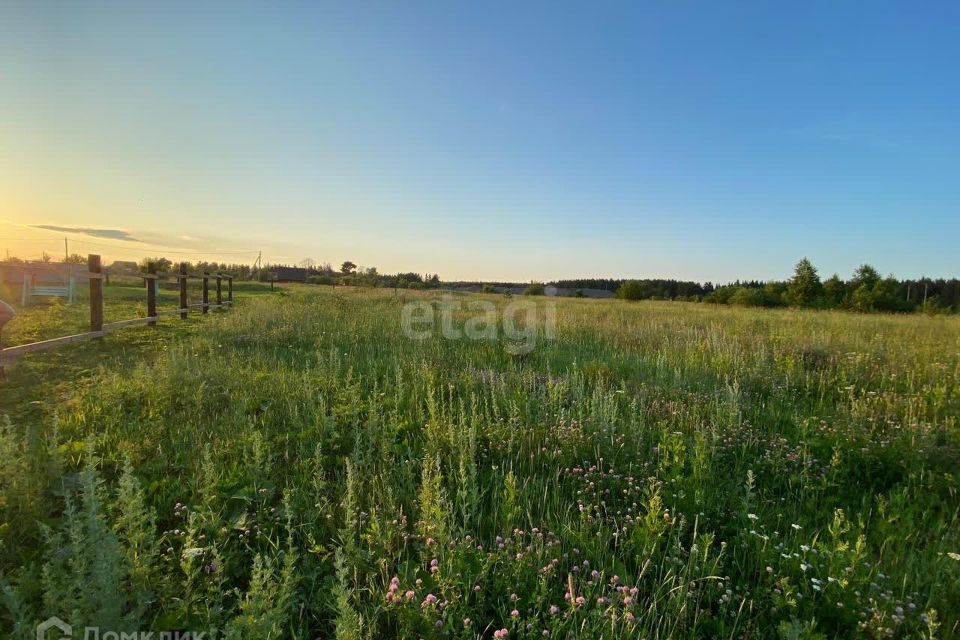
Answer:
[149,256,960,313]
[7,253,954,314]
[572,259,960,313]
[553,278,713,298]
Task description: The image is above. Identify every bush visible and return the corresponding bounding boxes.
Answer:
[729,287,767,307]
[306,275,336,286]
[616,280,649,301]
[524,282,545,296]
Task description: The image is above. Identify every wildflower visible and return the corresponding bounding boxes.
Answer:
[435,620,444,629]
[550,605,559,615]
[791,524,802,531]
[405,590,415,600]
[625,612,636,623]
[493,629,509,638]
[511,609,519,617]
[182,547,204,559]
[575,596,586,606]
[623,596,633,606]
[463,618,471,628]
[747,513,758,521]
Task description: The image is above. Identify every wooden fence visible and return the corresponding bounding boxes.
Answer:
[0,254,234,365]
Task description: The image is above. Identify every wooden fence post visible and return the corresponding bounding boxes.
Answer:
[228,276,233,303]
[21,273,30,306]
[0,300,12,378]
[202,272,209,314]
[146,261,157,326]
[179,263,188,319]
[89,254,103,332]
[216,273,222,306]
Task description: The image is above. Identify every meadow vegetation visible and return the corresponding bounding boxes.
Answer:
[1,286,958,639]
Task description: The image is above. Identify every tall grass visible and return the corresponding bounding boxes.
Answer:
[1,286,958,638]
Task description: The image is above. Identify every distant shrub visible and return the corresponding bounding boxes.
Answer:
[706,285,737,304]
[729,287,767,307]
[524,282,545,296]
[306,275,335,286]
[763,282,788,307]
[616,280,650,301]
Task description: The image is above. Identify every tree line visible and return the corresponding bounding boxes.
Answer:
[614,259,959,313]
[267,260,442,290]
[8,252,955,313]
[555,278,714,299]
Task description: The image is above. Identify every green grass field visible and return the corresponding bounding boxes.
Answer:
[1,286,958,639]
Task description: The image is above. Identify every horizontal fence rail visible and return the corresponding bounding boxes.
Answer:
[0,254,234,366]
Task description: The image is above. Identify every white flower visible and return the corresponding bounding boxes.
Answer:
[182,547,205,559]
[791,524,802,531]
[747,513,758,521]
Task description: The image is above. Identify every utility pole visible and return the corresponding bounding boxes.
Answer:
[64,237,69,262]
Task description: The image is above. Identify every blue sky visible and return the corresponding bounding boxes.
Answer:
[2,1,958,281]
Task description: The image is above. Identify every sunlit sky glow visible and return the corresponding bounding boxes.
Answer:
[2,1,958,282]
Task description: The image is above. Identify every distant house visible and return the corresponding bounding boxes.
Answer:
[108,260,138,275]
[273,267,307,283]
